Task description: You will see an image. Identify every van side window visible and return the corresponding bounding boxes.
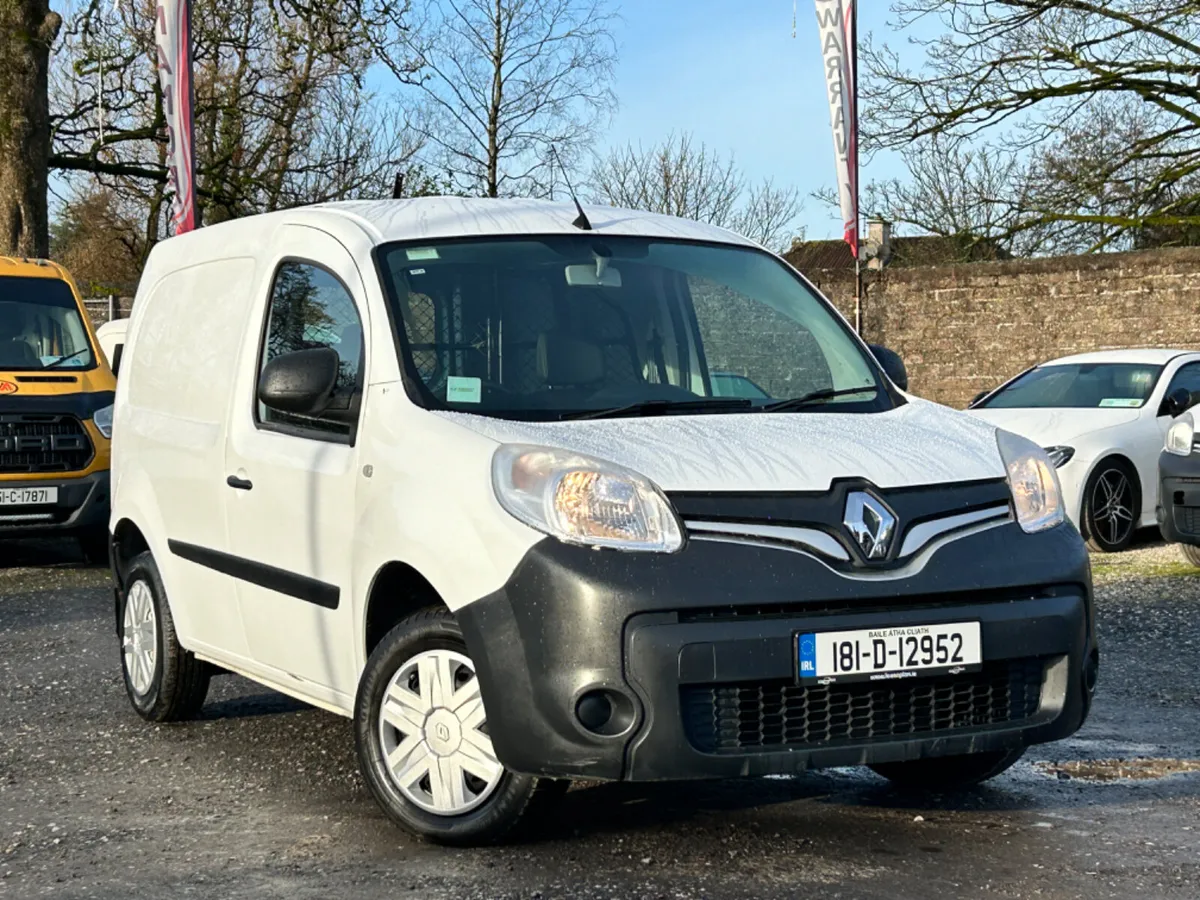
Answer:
[258,262,364,438]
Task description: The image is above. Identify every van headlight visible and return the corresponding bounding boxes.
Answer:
[997,430,1065,533]
[93,404,114,439]
[1166,419,1194,456]
[492,445,683,552]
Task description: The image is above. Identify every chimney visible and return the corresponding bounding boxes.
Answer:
[865,217,893,271]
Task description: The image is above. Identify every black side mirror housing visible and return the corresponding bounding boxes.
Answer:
[968,390,989,408]
[869,344,908,392]
[257,347,340,416]
[110,342,123,377]
[1165,386,1197,419]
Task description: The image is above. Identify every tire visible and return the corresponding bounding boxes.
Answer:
[869,747,1025,790]
[1081,458,1139,553]
[354,606,557,846]
[1181,544,1200,568]
[78,526,110,566]
[120,551,210,722]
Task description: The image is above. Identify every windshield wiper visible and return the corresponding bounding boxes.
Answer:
[758,385,879,413]
[43,348,90,369]
[561,397,753,421]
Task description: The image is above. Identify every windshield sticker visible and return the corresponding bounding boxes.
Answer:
[446,375,482,404]
[1099,398,1142,408]
[406,248,440,261]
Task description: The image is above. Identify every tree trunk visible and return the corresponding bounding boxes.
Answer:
[486,0,503,197]
[0,0,61,258]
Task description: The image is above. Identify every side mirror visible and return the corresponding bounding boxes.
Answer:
[110,343,124,377]
[869,344,908,392]
[1165,386,1197,419]
[968,390,989,408]
[258,347,340,416]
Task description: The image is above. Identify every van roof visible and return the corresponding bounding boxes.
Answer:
[0,256,73,280]
[150,197,761,256]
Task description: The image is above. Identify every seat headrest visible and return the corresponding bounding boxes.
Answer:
[537,333,604,387]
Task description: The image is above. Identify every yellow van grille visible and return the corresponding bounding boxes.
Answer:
[0,414,94,474]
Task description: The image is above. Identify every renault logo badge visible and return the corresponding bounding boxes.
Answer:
[843,492,897,561]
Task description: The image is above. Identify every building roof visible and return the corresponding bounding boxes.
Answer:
[785,234,1011,273]
[1042,348,1200,367]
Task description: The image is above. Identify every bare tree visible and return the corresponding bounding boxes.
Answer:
[377,0,617,197]
[591,133,803,251]
[0,0,62,256]
[862,0,1200,251]
[49,0,423,255]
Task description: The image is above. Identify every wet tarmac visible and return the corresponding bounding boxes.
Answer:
[1,538,1197,898]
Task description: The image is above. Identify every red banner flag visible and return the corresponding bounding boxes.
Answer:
[155,0,197,234]
[814,0,858,258]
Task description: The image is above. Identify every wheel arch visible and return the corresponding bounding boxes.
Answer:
[363,561,449,663]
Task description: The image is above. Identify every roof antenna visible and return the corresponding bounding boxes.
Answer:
[549,145,592,231]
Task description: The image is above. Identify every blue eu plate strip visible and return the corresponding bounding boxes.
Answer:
[798,633,817,679]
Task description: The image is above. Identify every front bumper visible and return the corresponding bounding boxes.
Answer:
[0,471,110,537]
[1156,449,1200,545]
[457,521,1097,782]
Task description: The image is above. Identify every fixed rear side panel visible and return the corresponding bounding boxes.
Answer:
[115,255,258,657]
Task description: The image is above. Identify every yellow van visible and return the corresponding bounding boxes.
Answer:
[0,257,115,562]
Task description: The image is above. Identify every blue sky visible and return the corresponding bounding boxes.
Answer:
[598,1,914,240]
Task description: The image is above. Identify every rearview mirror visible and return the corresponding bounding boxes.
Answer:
[1165,386,1198,419]
[258,347,340,416]
[869,344,908,392]
[565,263,622,288]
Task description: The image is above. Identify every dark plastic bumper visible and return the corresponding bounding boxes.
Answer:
[1156,449,1200,545]
[0,471,110,537]
[457,521,1098,782]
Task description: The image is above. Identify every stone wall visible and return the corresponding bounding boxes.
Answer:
[799,248,1200,409]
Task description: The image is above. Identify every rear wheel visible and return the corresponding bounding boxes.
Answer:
[869,748,1025,790]
[1082,459,1139,552]
[354,607,559,845]
[120,551,210,721]
[1181,544,1200,568]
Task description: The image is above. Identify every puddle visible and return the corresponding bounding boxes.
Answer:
[1034,758,1200,782]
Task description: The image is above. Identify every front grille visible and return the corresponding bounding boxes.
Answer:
[0,414,94,474]
[1173,505,1200,537]
[682,658,1046,754]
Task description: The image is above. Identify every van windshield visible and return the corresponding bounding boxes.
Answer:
[376,237,892,420]
[0,277,96,370]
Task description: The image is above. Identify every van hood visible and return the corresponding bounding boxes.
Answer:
[437,399,1006,493]
[968,406,1140,448]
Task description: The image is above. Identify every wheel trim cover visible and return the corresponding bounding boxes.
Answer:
[378,648,503,816]
[1091,467,1135,546]
[122,580,158,696]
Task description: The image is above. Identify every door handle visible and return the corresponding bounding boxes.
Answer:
[226,475,253,491]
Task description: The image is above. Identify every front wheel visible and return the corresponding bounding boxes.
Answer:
[1082,459,1139,552]
[354,607,560,845]
[869,747,1025,790]
[1181,544,1200,568]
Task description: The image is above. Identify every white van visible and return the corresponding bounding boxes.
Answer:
[109,198,1098,845]
[95,318,128,374]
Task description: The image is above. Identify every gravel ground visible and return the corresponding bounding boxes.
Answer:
[0,536,1197,899]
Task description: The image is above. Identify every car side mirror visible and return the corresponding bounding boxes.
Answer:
[968,390,989,408]
[258,347,340,416]
[110,343,123,377]
[1165,386,1197,419]
[869,344,908,392]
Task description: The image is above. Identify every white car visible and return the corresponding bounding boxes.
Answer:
[95,318,129,374]
[969,349,1200,551]
[108,198,1098,844]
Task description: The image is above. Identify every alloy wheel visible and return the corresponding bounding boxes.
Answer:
[378,649,502,815]
[1090,467,1135,547]
[122,580,158,695]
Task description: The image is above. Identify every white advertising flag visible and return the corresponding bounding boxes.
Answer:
[814,0,858,257]
[154,0,197,234]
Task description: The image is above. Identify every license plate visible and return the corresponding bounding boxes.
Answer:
[798,622,982,684]
[0,487,58,506]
